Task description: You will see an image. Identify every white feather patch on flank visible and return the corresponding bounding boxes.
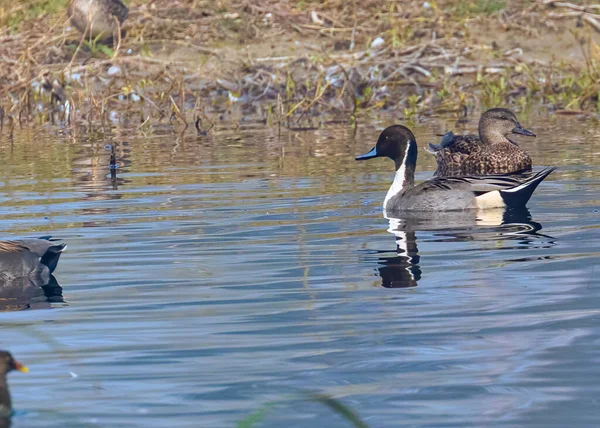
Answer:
[475,190,505,209]
[475,208,505,225]
[383,140,412,209]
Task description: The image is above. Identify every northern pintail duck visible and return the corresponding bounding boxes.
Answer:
[427,108,535,177]
[67,0,128,41]
[0,237,66,280]
[356,125,555,213]
[0,351,27,417]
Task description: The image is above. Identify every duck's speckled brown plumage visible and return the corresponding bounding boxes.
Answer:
[429,133,483,177]
[458,140,532,176]
[67,0,128,41]
[428,108,534,177]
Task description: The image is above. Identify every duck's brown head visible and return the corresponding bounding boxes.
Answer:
[0,352,28,375]
[479,108,535,144]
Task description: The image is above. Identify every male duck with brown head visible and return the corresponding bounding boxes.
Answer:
[68,0,128,42]
[0,351,27,418]
[356,125,554,213]
[427,108,535,177]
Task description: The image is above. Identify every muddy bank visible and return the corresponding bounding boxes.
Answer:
[1,0,600,134]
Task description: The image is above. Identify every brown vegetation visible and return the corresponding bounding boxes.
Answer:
[0,0,599,134]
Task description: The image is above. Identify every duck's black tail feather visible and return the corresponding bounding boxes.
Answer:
[500,166,556,207]
[425,143,440,154]
[425,132,455,155]
[19,237,67,273]
[40,243,67,273]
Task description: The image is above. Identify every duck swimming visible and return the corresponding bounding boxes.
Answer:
[426,108,535,177]
[0,237,66,281]
[356,125,555,213]
[0,351,27,417]
[67,0,128,41]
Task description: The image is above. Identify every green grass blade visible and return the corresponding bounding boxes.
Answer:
[236,402,275,428]
[97,44,115,58]
[308,393,369,428]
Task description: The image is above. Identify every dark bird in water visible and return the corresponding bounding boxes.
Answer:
[0,351,28,417]
[0,237,66,282]
[426,108,535,177]
[67,0,129,41]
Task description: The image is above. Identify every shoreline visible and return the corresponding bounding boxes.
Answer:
[1,0,599,133]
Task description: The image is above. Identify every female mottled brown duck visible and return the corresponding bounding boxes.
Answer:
[427,108,535,177]
[67,0,128,41]
[0,351,28,417]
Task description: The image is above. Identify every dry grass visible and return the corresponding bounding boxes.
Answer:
[0,0,600,135]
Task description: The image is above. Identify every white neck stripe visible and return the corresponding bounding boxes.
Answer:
[383,140,412,209]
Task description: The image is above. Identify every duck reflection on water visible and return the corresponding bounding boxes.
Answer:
[0,237,65,311]
[374,207,555,289]
[0,275,63,311]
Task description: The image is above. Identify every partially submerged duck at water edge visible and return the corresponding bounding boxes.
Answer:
[0,351,28,419]
[0,237,66,282]
[426,108,535,177]
[356,125,555,214]
[67,0,129,41]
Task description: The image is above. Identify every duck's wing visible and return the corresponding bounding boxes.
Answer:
[405,167,556,208]
[458,141,533,175]
[427,133,483,177]
[406,169,550,196]
[12,238,66,273]
[440,175,527,195]
[0,241,29,253]
[427,133,482,155]
[445,134,482,155]
[0,238,66,281]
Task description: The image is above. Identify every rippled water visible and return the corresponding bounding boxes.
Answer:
[0,113,599,427]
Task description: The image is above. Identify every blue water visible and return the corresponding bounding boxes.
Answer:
[0,115,598,427]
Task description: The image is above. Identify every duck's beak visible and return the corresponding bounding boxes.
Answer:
[14,361,28,373]
[512,125,536,137]
[355,146,379,160]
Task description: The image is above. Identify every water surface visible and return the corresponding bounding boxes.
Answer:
[0,113,599,427]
